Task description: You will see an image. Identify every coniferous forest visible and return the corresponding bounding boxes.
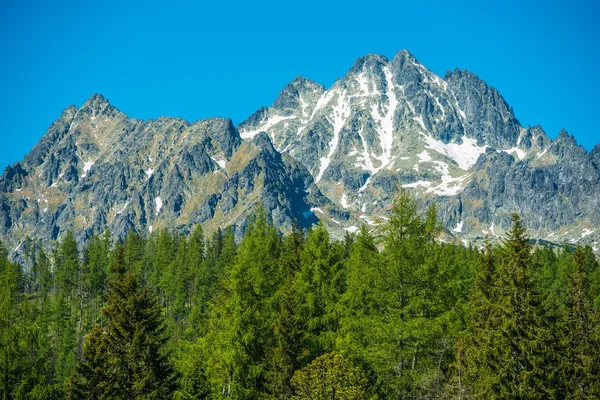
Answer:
[1,193,599,399]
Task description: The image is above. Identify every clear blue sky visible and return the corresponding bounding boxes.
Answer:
[1,0,598,168]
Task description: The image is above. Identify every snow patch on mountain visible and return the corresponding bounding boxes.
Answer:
[422,134,487,170]
[81,161,94,178]
[418,150,432,162]
[211,157,227,169]
[155,197,163,215]
[426,161,471,196]
[370,67,398,168]
[240,114,295,139]
[311,89,337,119]
[345,225,360,234]
[581,228,594,239]
[414,116,427,131]
[502,147,527,160]
[340,193,350,209]
[403,180,432,189]
[316,91,350,182]
[116,202,129,215]
[453,220,464,233]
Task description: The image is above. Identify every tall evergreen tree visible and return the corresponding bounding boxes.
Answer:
[465,214,560,399]
[100,244,178,399]
[0,245,23,400]
[67,327,109,400]
[293,223,345,359]
[54,230,81,305]
[205,209,281,398]
[463,240,502,398]
[264,222,305,397]
[560,246,600,398]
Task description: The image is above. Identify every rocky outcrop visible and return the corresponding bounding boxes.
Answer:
[0,95,337,255]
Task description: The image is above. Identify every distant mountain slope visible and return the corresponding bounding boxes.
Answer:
[1,50,599,256]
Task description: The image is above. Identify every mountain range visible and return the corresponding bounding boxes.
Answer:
[1,49,599,256]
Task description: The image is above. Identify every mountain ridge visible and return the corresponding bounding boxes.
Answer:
[1,50,599,257]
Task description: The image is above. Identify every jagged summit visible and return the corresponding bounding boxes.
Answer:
[349,53,389,73]
[237,50,600,251]
[1,50,599,258]
[83,93,110,107]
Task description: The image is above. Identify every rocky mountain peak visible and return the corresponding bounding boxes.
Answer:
[591,143,600,168]
[349,53,389,74]
[203,117,242,158]
[252,131,278,157]
[558,128,571,139]
[272,77,325,113]
[550,128,584,158]
[553,129,579,147]
[392,49,418,63]
[83,93,110,109]
[445,68,520,148]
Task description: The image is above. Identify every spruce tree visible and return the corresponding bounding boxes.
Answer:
[67,327,109,400]
[560,246,600,398]
[264,222,305,397]
[54,230,81,305]
[205,209,281,398]
[293,222,345,358]
[464,240,502,398]
[101,244,178,399]
[465,214,560,399]
[0,245,23,400]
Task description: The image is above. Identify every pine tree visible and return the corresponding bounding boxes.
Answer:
[465,214,560,399]
[205,209,281,398]
[101,244,178,399]
[0,244,23,400]
[560,246,600,399]
[66,327,109,399]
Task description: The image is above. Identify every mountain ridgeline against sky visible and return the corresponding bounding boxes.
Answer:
[1,50,599,255]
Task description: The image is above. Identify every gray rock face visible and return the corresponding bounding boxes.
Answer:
[0,95,336,255]
[1,50,599,256]
[445,69,521,148]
